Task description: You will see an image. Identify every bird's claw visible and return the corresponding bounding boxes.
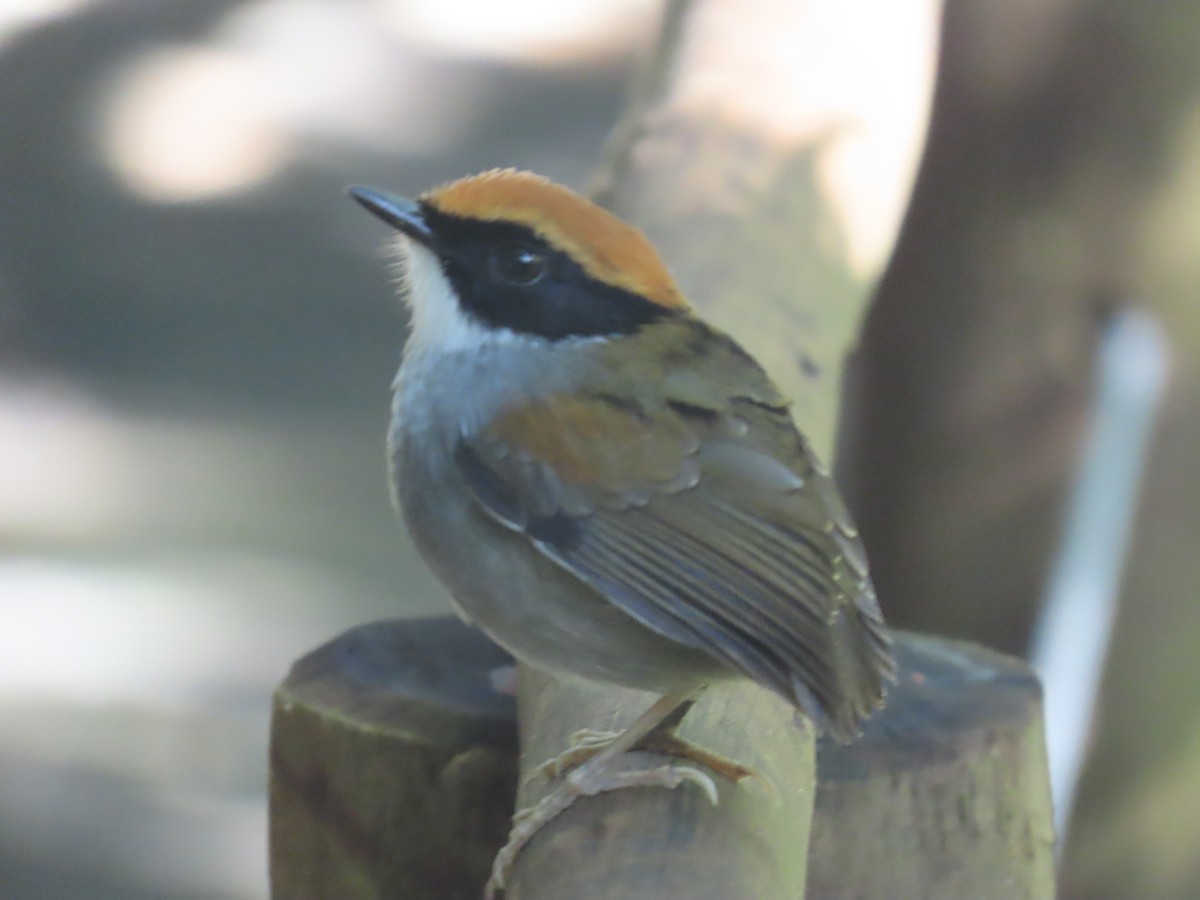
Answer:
[485,759,720,898]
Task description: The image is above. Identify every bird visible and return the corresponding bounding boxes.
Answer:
[348,169,894,897]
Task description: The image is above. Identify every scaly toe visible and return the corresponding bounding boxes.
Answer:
[524,728,622,784]
[568,761,720,806]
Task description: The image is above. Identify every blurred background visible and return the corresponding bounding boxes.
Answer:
[0,1,1197,898]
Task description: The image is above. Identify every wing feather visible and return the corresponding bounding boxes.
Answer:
[456,363,893,740]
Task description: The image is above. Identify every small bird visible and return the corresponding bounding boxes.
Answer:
[349,169,894,896]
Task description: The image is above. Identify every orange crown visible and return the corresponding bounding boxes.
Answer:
[423,169,687,310]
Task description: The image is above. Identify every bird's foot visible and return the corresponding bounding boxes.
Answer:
[485,759,718,899]
[526,727,761,786]
[524,728,622,782]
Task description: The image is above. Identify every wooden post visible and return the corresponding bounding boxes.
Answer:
[268,620,1054,898]
[809,633,1057,898]
[268,618,518,900]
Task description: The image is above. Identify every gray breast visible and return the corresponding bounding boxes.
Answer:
[388,338,730,694]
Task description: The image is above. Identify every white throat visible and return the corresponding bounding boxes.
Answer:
[398,239,507,356]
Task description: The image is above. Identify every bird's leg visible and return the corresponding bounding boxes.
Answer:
[526,697,759,784]
[485,693,717,900]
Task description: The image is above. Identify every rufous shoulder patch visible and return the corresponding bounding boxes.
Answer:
[423,169,688,310]
[490,394,694,488]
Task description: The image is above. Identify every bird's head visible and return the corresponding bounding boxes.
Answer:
[349,169,689,352]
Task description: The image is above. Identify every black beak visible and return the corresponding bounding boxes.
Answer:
[347,185,436,249]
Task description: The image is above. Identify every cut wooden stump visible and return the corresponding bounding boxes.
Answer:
[269,617,518,900]
[269,619,1054,899]
[809,632,1057,899]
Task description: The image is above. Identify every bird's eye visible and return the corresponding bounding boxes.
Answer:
[490,242,546,286]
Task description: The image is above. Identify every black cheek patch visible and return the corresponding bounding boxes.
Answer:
[426,210,675,341]
[465,276,673,341]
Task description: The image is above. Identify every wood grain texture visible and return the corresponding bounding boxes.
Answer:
[269,618,517,900]
[810,633,1056,899]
